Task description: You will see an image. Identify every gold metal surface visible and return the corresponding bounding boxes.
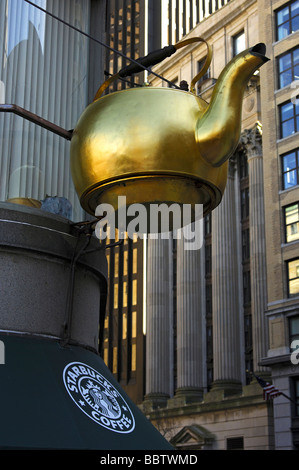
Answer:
[70,41,269,228]
[6,198,42,208]
[196,43,269,167]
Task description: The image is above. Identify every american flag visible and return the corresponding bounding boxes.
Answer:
[253,373,283,401]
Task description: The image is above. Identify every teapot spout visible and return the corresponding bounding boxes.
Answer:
[195,43,269,167]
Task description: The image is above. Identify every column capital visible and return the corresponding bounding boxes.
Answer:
[239,122,263,160]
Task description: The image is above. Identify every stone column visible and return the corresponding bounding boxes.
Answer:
[210,157,242,397]
[173,223,204,404]
[241,124,268,374]
[144,234,172,408]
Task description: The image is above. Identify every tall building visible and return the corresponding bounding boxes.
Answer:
[137,0,299,450]
[258,0,299,450]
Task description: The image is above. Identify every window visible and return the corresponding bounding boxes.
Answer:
[279,100,299,138]
[123,281,127,307]
[282,149,299,188]
[131,343,137,372]
[226,437,244,450]
[243,270,251,305]
[289,316,299,346]
[276,0,299,41]
[132,279,137,305]
[239,151,249,179]
[233,31,246,56]
[292,377,299,416]
[284,203,299,242]
[242,228,250,262]
[287,259,299,296]
[204,213,212,235]
[0,0,91,222]
[278,47,299,88]
[241,188,249,219]
[205,244,212,275]
[197,58,210,93]
[114,284,118,309]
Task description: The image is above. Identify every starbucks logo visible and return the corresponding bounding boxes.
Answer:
[63,362,135,433]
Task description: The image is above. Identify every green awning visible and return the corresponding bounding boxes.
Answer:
[0,333,172,450]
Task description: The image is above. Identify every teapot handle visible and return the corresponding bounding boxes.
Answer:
[93,37,212,101]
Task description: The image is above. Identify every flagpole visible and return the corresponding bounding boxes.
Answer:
[280,392,299,405]
[247,370,299,405]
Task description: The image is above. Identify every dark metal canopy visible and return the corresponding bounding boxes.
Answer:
[0,333,172,450]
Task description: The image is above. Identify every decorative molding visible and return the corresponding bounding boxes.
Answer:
[239,122,263,159]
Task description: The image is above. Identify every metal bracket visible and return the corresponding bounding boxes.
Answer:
[0,104,73,140]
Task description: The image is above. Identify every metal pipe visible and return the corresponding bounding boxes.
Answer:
[0,104,73,140]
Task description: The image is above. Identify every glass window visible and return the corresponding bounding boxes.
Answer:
[293,378,299,416]
[133,248,138,273]
[122,250,128,276]
[131,343,136,372]
[242,228,250,261]
[204,213,212,235]
[282,150,299,188]
[132,279,137,305]
[132,311,137,338]
[113,347,118,374]
[227,437,244,450]
[280,100,299,138]
[114,284,118,309]
[123,281,127,307]
[205,244,212,275]
[278,47,299,88]
[285,203,299,242]
[241,188,249,219]
[103,347,108,366]
[0,0,90,221]
[114,252,119,277]
[122,313,127,339]
[290,316,299,344]
[233,30,246,56]
[243,270,251,305]
[287,259,299,296]
[197,58,210,94]
[276,0,299,40]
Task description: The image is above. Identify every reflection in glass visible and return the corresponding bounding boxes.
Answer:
[278,48,299,88]
[288,259,299,296]
[276,1,299,40]
[123,281,127,307]
[122,313,127,339]
[131,343,136,371]
[132,311,137,338]
[0,0,90,221]
[285,203,299,242]
[280,101,299,138]
[282,150,298,189]
[132,279,137,305]
[114,284,118,309]
[233,31,245,56]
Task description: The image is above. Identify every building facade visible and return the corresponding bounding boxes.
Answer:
[101,0,299,450]
[257,0,299,450]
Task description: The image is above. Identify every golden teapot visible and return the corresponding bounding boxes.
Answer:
[70,38,269,229]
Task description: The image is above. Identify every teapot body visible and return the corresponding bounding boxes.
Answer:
[70,86,228,219]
